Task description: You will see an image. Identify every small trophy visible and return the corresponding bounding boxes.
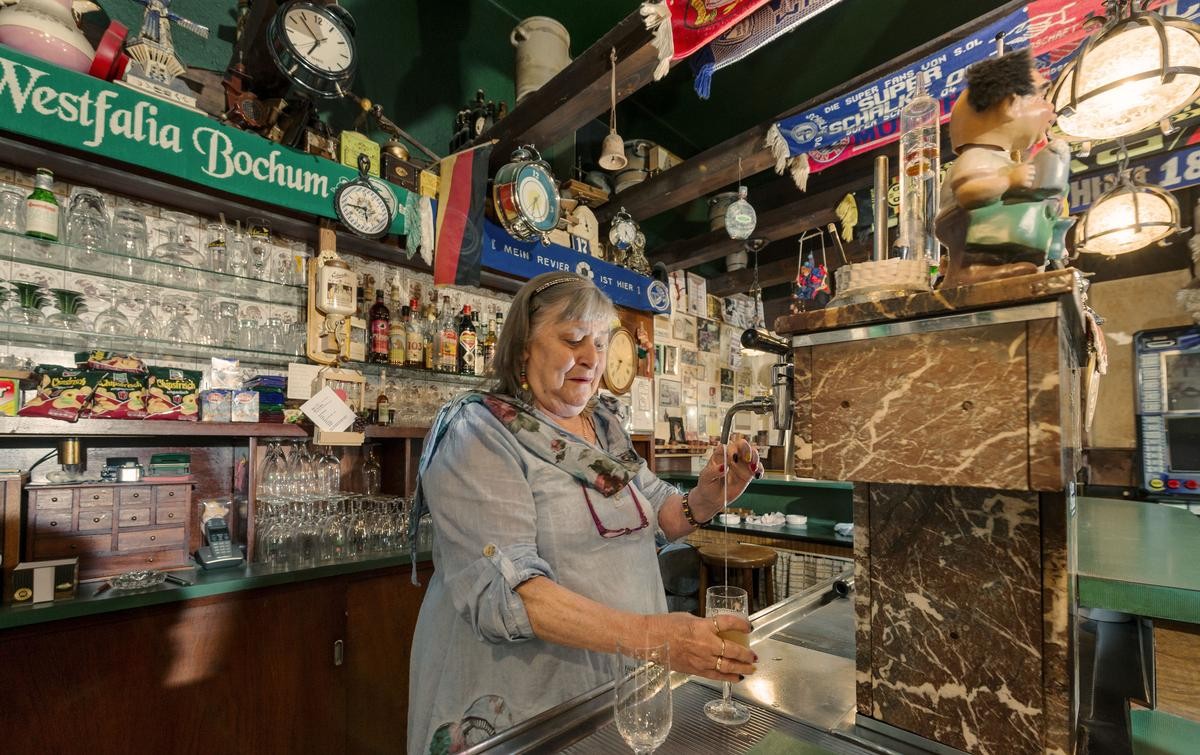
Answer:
[119,0,209,111]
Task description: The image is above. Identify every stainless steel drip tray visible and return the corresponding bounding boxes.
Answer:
[559,682,864,755]
[767,597,856,660]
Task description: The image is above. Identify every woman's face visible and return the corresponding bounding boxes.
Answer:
[524,313,609,420]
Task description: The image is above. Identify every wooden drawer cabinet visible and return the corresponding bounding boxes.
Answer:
[118,487,150,506]
[78,509,113,532]
[118,527,184,551]
[32,490,71,509]
[79,488,114,508]
[24,482,193,579]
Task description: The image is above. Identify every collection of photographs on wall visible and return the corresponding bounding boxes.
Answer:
[647,271,771,445]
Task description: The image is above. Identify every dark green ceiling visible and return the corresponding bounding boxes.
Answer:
[97,0,1014,162]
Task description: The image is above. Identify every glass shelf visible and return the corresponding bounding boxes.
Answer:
[0,229,305,307]
[355,360,491,388]
[0,320,301,368]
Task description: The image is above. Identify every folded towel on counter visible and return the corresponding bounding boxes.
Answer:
[833,522,853,537]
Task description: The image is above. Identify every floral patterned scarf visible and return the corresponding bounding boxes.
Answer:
[409,391,643,582]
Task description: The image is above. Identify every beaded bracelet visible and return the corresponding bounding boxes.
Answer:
[680,491,713,528]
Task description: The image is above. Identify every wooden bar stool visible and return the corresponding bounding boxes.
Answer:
[696,543,777,616]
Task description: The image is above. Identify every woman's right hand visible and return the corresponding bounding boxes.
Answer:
[642,612,756,684]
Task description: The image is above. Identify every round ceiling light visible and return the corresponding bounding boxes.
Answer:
[1052,7,1200,141]
[1077,175,1182,255]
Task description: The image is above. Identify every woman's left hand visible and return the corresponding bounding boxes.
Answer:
[689,437,760,523]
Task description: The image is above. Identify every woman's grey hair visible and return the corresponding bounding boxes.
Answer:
[492,271,616,399]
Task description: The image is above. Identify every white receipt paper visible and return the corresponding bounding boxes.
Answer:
[300,386,356,432]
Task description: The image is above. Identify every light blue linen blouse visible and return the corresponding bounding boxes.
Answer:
[407,400,678,754]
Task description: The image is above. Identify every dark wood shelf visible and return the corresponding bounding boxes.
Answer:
[0,417,308,438]
[364,425,429,439]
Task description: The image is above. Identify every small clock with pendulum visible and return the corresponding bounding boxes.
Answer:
[334,154,394,239]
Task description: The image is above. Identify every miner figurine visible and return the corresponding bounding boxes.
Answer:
[935,49,1074,287]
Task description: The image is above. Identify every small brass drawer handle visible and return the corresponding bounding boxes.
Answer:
[92,517,101,523]
[93,494,100,500]
[50,497,59,503]
[131,516,138,521]
[167,492,175,497]
[50,521,58,527]
[167,513,175,519]
[149,535,156,541]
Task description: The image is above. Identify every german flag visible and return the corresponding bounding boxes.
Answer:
[433,142,493,286]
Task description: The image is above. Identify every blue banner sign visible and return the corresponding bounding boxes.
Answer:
[482,220,670,314]
[1070,141,1200,214]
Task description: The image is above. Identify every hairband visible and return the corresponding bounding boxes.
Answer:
[532,277,578,296]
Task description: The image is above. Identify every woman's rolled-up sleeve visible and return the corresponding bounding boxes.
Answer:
[634,462,679,518]
[422,404,554,644]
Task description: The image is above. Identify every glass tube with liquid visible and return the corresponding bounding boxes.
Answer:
[898,71,941,275]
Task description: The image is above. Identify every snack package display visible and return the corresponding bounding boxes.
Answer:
[0,378,20,416]
[145,367,202,421]
[17,366,102,422]
[230,390,259,422]
[201,390,232,422]
[88,371,147,419]
[75,350,147,374]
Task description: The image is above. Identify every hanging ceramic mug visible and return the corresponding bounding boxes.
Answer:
[511,17,571,103]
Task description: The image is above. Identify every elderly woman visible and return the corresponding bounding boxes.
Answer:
[408,272,762,754]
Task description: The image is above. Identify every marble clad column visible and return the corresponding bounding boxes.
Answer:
[778,271,1084,755]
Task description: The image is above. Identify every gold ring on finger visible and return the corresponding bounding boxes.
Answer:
[712,617,720,633]
[720,638,726,657]
[715,656,723,673]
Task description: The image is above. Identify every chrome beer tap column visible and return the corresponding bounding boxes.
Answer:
[721,330,796,476]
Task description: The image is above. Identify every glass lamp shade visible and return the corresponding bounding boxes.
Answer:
[1077,178,1181,256]
[1052,12,1200,141]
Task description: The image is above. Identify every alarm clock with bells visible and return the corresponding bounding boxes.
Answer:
[602,327,637,395]
[267,1,358,100]
[608,207,639,251]
[334,154,394,239]
[492,145,561,242]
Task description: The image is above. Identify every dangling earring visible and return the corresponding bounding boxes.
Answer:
[520,368,529,391]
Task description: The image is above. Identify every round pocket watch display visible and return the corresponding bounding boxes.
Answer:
[602,327,637,395]
[334,155,393,238]
[608,207,638,251]
[725,185,757,240]
[268,1,358,99]
[493,145,561,242]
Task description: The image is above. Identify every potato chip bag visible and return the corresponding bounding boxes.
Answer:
[18,366,102,422]
[86,371,147,419]
[74,350,148,375]
[145,367,202,421]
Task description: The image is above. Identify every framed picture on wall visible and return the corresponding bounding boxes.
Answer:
[720,368,734,386]
[654,344,678,375]
[680,348,699,366]
[653,315,671,341]
[631,377,654,433]
[672,314,696,342]
[667,416,686,444]
[657,378,681,410]
[720,385,734,403]
[697,318,720,353]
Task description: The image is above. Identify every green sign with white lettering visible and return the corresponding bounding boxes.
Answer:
[0,46,407,234]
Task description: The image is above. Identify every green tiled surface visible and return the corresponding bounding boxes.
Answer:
[0,553,430,631]
[1077,497,1200,623]
[1131,709,1200,755]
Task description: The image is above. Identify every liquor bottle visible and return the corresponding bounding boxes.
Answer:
[482,309,499,373]
[25,168,59,241]
[458,305,477,375]
[405,298,424,368]
[361,445,382,495]
[348,277,368,362]
[423,301,437,370]
[473,310,487,376]
[437,295,458,372]
[375,372,391,425]
[388,306,407,366]
[368,289,391,363]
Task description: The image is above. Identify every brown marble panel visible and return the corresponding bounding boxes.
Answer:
[1040,492,1072,755]
[792,346,815,478]
[775,269,1078,336]
[1027,318,1065,491]
[1059,319,1084,485]
[811,323,1029,490]
[867,484,1044,755]
[853,483,872,716]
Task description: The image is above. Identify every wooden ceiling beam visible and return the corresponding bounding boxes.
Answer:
[471,11,661,171]
[707,239,870,297]
[650,182,864,270]
[594,0,1027,224]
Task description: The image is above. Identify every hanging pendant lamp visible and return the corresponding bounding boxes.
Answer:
[1077,172,1183,255]
[1052,2,1200,141]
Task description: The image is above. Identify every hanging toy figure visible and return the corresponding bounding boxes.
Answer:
[934,48,1074,288]
[793,253,831,311]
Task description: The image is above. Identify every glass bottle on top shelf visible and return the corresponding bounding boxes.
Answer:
[472,309,486,376]
[375,371,392,425]
[437,295,458,373]
[482,310,500,373]
[361,445,382,495]
[458,304,477,375]
[25,168,59,241]
[422,299,437,370]
[369,289,390,363]
[405,298,424,368]
[389,306,408,366]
